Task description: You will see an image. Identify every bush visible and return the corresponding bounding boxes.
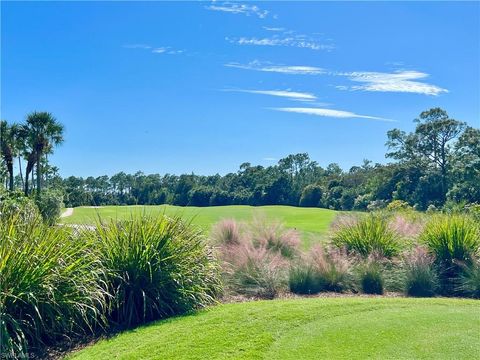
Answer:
[332,213,401,258]
[357,257,384,294]
[404,247,438,297]
[0,215,106,358]
[386,200,412,212]
[34,189,64,225]
[420,215,480,294]
[0,191,40,223]
[289,246,352,294]
[82,215,221,328]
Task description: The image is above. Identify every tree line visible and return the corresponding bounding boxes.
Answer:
[1,108,479,211]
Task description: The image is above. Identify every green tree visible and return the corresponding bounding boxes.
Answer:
[386,108,466,203]
[22,112,64,195]
[0,120,16,191]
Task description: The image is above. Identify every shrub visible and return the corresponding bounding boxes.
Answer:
[247,215,300,259]
[332,213,401,258]
[223,243,288,299]
[0,191,40,223]
[82,215,221,328]
[387,200,412,212]
[420,215,480,294]
[211,219,243,246]
[357,256,384,294]
[0,215,106,358]
[404,247,438,297]
[34,189,64,225]
[289,246,352,295]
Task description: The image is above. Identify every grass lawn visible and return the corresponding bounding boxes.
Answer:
[68,297,480,360]
[61,205,338,248]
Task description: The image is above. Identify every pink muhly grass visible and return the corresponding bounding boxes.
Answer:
[220,242,289,299]
[389,215,424,239]
[211,218,243,246]
[247,215,300,258]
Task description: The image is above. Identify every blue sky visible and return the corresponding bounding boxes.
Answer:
[2,1,479,177]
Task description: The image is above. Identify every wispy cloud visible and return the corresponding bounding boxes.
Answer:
[123,44,152,49]
[227,35,333,51]
[225,60,447,96]
[227,26,334,51]
[226,89,317,101]
[225,61,325,75]
[263,157,277,161]
[124,44,184,55]
[336,70,448,96]
[272,107,395,122]
[152,47,184,55]
[205,2,269,18]
[263,26,285,32]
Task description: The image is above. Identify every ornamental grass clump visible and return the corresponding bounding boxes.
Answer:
[223,244,288,299]
[289,245,352,294]
[404,246,438,297]
[457,259,480,298]
[357,255,384,295]
[332,213,401,258]
[211,218,243,246]
[247,215,300,259]
[420,215,480,294]
[0,215,107,358]
[82,215,221,328]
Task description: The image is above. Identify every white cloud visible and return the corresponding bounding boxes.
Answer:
[205,2,269,18]
[124,44,184,55]
[272,107,395,122]
[228,35,333,51]
[337,70,448,96]
[225,61,325,75]
[263,157,277,161]
[152,47,167,54]
[228,89,317,101]
[263,26,285,32]
[123,44,152,49]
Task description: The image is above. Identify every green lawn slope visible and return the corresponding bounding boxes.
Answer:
[61,205,338,248]
[69,297,480,360]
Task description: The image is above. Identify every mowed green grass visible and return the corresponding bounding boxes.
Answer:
[69,297,480,360]
[62,205,338,248]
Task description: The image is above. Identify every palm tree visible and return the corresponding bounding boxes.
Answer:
[22,112,64,195]
[0,120,20,191]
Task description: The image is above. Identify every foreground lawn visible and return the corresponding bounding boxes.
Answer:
[69,297,479,360]
[61,205,337,248]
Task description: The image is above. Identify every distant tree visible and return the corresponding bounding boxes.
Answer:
[299,184,323,207]
[386,108,466,203]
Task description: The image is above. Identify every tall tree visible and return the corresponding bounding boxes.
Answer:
[22,112,64,195]
[386,108,466,203]
[0,120,21,191]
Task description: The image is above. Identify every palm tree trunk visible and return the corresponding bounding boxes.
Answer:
[36,152,41,195]
[18,157,24,188]
[25,153,35,195]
